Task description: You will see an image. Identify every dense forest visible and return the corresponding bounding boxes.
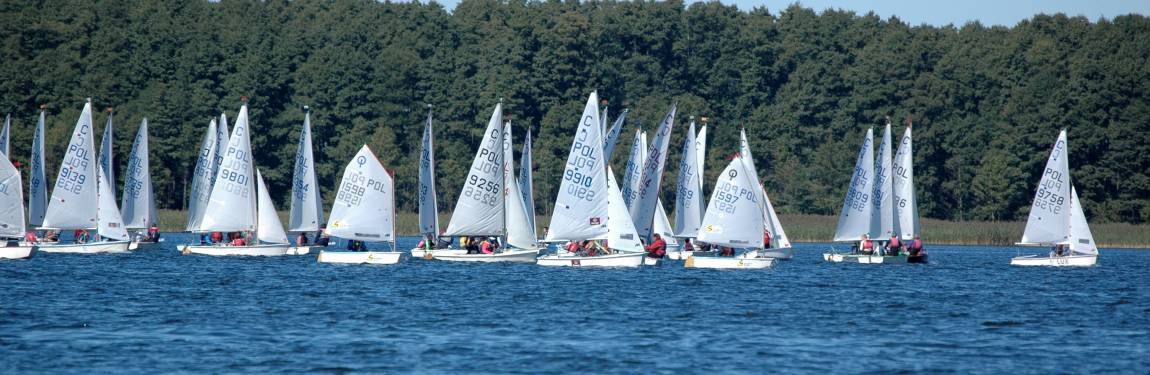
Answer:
[0,0,1147,224]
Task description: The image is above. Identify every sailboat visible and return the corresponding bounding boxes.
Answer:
[28,107,48,241]
[317,145,400,264]
[1011,130,1097,266]
[179,99,291,256]
[0,145,32,259]
[670,120,703,260]
[687,155,775,269]
[436,106,542,262]
[122,119,159,248]
[824,128,877,263]
[537,92,645,267]
[409,108,465,258]
[287,107,325,255]
[735,128,794,259]
[36,100,132,253]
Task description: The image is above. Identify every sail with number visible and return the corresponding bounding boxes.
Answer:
[1020,130,1071,245]
[100,110,115,198]
[28,108,47,227]
[833,128,875,242]
[326,145,395,243]
[698,156,764,248]
[892,124,919,240]
[674,121,703,237]
[607,166,643,252]
[121,119,154,229]
[97,165,129,240]
[255,169,289,244]
[42,101,98,230]
[630,104,677,239]
[603,109,628,160]
[444,103,505,236]
[200,103,256,232]
[503,122,536,249]
[519,130,536,235]
[0,153,25,238]
[418,109,440,237]
[288,108,324,233]
[214,113,229,180]
[186,119,219,231]
[621,129,645,208]
[870,122,896,239]
[545,92,608,242]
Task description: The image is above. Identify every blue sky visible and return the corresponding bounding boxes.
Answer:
[426,0,1150,27]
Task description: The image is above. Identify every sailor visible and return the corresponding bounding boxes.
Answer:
[908,235,924,256]
[481,237,495,254]
[315,226,329,246]
[74,229,89,244]
[860,234,874,255]
[297,232,310,246]
[887,234,901,255]
[211,231,224,244]
[564,240,580,254]
[645,233,667,259]
[1053,244,1066,257]
[148,225,160,242]
[682,238,694,253]
[763,230,772,249]
[719,246,735,257]
[24,231,38,244]
[346,240,362,252]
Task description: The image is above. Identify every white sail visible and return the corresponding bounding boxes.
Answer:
[444,103,505,236]
[255,169,288,244]
[0,153,25,238]
[833,128,876,242]
[603,109,628,160]
[892,124,919,240]
[695,124,708,194]
[418,109,440,237]
[545,92,609,242]
[630,104,677,239]
[200,103,256,232]
[326,145,395,243]
[1021,130,1071,245]
[673,121,703,237]
[42,101,98,230]
[28,109,47,227]
[96,165,129,240]
[503,122,536,249]
[620,129,645,208]
[121,119,153,229]
[607,166,643,252]
[870,123,895,239]
[186,119,219,231]
[0,113,9,156]
[762,185,792,248]
[654,199,678,247]
[698,156,764,248]
[1068,187,1097,255]
[288,108,323,232]
[738,128,788,246]
[519,130,536,235]
[99,110,115,199]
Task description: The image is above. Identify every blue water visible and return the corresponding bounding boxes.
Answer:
[1,234,1147,373]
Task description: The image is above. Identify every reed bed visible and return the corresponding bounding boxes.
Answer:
[156,209,1150,248]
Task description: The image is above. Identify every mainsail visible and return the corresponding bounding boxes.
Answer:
[519,130,536,235]
[620,129,645,208]
[833,128,876,242]
[698,156,764,249]
[186,118,219,231]
[200,103,256,232]
[444,103,505,236]
[870,122,896,239]
[1020,130,1072,245]
[892,123,919,240]
[42,100,98,230]
[100,109,115,199]
[0,152,25,238]
[503,122,536,249]
[545,92,609,242]
[28,108,47,227]
[738,128,790,248]
[288,108,324,233]
[121,119,154,229]
[0,113,9,156]
[418,109,440,237]
[673,121,703,238]
[630,104,677,239]
[326,145,395,243]
[603,109,628,160]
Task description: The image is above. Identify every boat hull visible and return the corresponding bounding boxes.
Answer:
[823,253,909,264]
[1010,254,1097,267]
[761,247,794,260]
[0,246,33,259]
[536,252,644,267]
[179,244,290,256]
[643,255,661,266]
[666,250,692,260]
[288,245,325,255]
[409,248,468,259]
[684,255,775,269]
[36,241,131,254]
[318,251,402,265]
[433,248,541,263]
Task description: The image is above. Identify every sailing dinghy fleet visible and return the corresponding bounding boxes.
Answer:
[0,94,1106,268]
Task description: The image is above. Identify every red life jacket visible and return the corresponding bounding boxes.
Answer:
[862,239,873,250]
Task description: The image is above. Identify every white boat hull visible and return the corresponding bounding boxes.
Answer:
[179,244,290,256]
[288,245,325,255]
[0,246,33,259]
[36,241,131,254]
[685,255,775,269]
[536,252,645,267]
[409,248,468,259]
[666,250,693,260]
[761,247,794,260]
[433,248,541,263]
[822,253,908,264]
[318,251,402,265]
[643,255,661,266]
[1010,254,1097,267]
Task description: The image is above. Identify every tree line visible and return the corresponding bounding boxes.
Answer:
[0,0,1147,224]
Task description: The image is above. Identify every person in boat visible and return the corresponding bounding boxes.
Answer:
[564,240,579,254]
[346,240,363,252]
[887,234,901,256]
[719,246,735,257]
[480,237,496,254]
[148,225,160,242]
[315,226,329,247]
[645,233,667,259]
[682,238,694,253]
[859,234,874,255]
[24,231,38,244]
[209,231,222,244]
[297,232,310,246]
[436,235,452,249]
[583,240,606,256]
[763,230,772,249]
[1052,244,1066,257]
[74,229,90,244]
[45,230,59,242]
[908,235,924,256]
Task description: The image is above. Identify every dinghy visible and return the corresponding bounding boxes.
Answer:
[538,92,644,267]
[180,99,290,256]
[36,100,131,253]
[1011,130,1097,266]
[286,107,325,255]
[409,108,465,258]
[0,147,32,259]
[537,167,647,267]
[122,119,160,248]
[317,145,401,264]
[687,155,776,269]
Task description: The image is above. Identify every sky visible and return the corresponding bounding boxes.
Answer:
[425,0,1150,27]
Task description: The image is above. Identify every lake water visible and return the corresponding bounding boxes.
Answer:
[2,234,1148,373]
